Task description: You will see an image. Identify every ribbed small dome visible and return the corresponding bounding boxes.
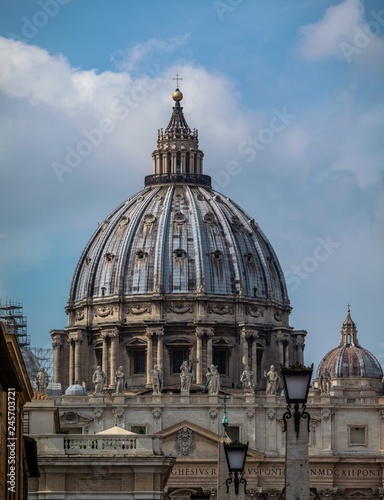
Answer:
[317,308,383,380]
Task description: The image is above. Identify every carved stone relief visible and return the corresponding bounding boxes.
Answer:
[175,427,196,456]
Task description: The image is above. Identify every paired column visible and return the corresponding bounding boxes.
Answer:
[251,332,258,386]
[296,335,305,365]
[195,326,214,384]
[195,332,203,384]
[157,330,164,368]
[73,334,83,384]
[146,331,153,386]
[100,329,119,387]
[51,333,63,384]
[67,332,83,385]
[68,338,74,386]
[276,331,286,367]
[110,333,117,386]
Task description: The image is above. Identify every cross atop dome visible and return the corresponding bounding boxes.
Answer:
[172,73,183,87]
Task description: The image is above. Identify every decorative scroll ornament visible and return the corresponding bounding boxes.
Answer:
[113,408,125,423]
[246,408,255,421]
[209,408,218,420]
[274,312,282,322]
[175,426,196,456]
[167,303,194,314]
[75,309,85,321]
[126,304,152,315]
[152,408,162,420]
[321,409,335,422]
[94,409,103,422]
[267,409,276,421]
[208,304,233,315]
[118,215,130,227]
[245,307,263,318]
[95,307,112,318]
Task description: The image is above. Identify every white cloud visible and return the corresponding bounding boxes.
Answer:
[0,37,251,277]
[111,34,189,72]
[297,0,384,65]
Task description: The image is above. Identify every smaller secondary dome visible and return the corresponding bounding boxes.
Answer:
[65,384,87,396]
[317,308,383,380]
[172,88,183,101]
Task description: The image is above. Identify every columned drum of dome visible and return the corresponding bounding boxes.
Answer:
[57,88,304,392]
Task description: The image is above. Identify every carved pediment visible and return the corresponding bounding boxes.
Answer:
[158,420,264,461]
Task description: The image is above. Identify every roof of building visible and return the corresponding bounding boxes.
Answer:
[68,89,289,308]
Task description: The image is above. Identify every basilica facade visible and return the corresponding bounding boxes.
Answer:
[26,88,384,500]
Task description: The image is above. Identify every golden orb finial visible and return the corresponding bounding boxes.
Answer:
[172,88,183,102]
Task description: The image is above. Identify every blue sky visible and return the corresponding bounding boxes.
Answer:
[0,0,383,373]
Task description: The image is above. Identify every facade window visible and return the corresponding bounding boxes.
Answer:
[227,425,240,442]
[130,425,146,434]
[213,349,228,375]
[133,350,146,374]
[172,349,189,374]
[349,426,367,446]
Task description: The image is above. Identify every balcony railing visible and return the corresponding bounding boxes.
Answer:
[35,434,163,456]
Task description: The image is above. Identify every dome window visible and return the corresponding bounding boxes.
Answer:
[174,249,186,259]
[136,251,148,261]
[101,287,106,296]
[143,214,156,226]
[204,213,215,225]
[211,250,223,260]
[245,253,253,263]
[105,253,114,262]
[173,212,186,225]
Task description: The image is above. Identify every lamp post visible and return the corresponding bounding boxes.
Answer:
[223,440,249,496]
[281,363,313,500]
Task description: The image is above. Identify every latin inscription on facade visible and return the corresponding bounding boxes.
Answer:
[171,467,382,478]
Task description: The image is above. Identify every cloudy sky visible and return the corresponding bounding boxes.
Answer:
[0,0,383,372]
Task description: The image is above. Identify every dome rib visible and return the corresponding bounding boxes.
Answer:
[153,185,174,294]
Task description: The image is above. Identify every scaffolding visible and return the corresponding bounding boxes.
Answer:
[0,298,53,381]
[30,346,53,381]
[0,298,30,347]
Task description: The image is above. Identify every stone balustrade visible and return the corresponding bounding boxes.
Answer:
[34,434,163,456]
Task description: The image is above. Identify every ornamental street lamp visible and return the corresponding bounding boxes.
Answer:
[281,363,313,435]
[280,363,313,500]
[223,440,249,496]
[190,489,211,500]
